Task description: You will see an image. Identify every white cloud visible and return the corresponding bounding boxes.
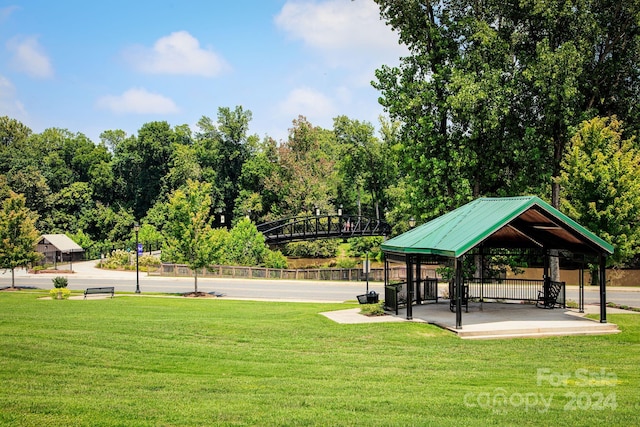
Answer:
[0,6,19,22]
[275,0,407,67]
[278,87,336,121]
[124,31,229,77]
[0,75,27,119]
[96,88,179,115]
[6,35,54,79]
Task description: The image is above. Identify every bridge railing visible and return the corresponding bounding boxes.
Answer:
[257,214,391,243]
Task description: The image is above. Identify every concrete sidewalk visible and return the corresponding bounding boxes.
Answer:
[322,301,629,339]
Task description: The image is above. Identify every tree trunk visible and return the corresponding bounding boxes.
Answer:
[11,268,15,289]
[194,269,198,294]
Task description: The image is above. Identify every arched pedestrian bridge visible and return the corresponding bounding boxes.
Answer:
[257,214,392,244]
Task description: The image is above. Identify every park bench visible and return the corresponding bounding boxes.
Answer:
[84,287,114,299]
[536,280,564,308]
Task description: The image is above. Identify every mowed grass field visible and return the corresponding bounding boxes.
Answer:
[1,291,638,426]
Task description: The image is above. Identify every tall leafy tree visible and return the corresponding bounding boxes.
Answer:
[264,116,339,217]
[0,192,40,288]
[112,122,176,219]
[373,0,640,219]
[162,180,217,294]
[225,217,269,266]
[559,117,640,265]
[334,115,394,218]
[0,116,32,148]
[235,136,280,222]
[195,106,253,220]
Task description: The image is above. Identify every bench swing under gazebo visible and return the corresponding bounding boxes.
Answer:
[381,196,614,329]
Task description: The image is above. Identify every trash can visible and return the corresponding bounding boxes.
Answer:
[366,291,379,304]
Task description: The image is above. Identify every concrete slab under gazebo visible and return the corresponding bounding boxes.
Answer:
[381,196,615,329]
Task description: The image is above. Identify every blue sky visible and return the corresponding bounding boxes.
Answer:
[0,0,407,143]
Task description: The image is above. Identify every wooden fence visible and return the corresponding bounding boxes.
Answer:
[149,263,438,282]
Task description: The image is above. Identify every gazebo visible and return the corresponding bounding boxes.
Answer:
[381,196,614,328]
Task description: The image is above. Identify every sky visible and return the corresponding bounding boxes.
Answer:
[0,0,408,144]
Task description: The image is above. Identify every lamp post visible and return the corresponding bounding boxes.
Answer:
[134,222,140,294]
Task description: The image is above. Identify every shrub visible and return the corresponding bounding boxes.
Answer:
[100,249,132,270]
[49,288,71,300]
[360,302,386,316]
[52,276,68,288]
[336,258,358,268]
[565,299,579,309]
[348,236,384,258]
[263,250,288,269]
[139,255,161,268]
[284,240,340,258]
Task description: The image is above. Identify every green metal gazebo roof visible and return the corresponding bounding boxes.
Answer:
[382,196,614,258]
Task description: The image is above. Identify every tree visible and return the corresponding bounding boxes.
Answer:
[162,180,217,294]
[225,217,276,267]
[162,143,201,193]
[45,182,94,234]
[559,117,640,265]
[235,136,280,222]
[81,203,135,244]
[373,0,640,217]
[334,115,394,218]
[264,116,339,218]
[0,116,32,148]
[195,106,253,220]
[112,122,176,219]
[0,192,41,288]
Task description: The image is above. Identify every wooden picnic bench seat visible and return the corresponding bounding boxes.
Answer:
[84,286,114,299]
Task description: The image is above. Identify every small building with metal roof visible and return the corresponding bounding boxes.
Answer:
[381,196,614,328]
[37,234,85,266]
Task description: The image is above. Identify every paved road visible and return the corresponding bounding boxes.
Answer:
[8,260,384,302]
[6,260,640,306]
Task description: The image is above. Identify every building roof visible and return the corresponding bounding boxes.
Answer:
[39,234,84,253]
[381,196,614,258]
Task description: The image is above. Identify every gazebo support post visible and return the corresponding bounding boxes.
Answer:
[406,255,413,320]
[579,258,585,314]
[479,246,484,311]
[543,249,550,304]
[384,256,388,288]
[455,257,463,329]
[599,255,607,323]
[416,256,422,305]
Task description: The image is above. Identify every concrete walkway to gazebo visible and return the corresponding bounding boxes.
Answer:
[322,301,625,339]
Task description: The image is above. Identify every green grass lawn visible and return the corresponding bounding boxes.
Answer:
[1,291,638,426]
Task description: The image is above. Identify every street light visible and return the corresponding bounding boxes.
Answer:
[134,222,140,294]
[216,207,225,225]
[337,204,343,217]
[409,217,416,228]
